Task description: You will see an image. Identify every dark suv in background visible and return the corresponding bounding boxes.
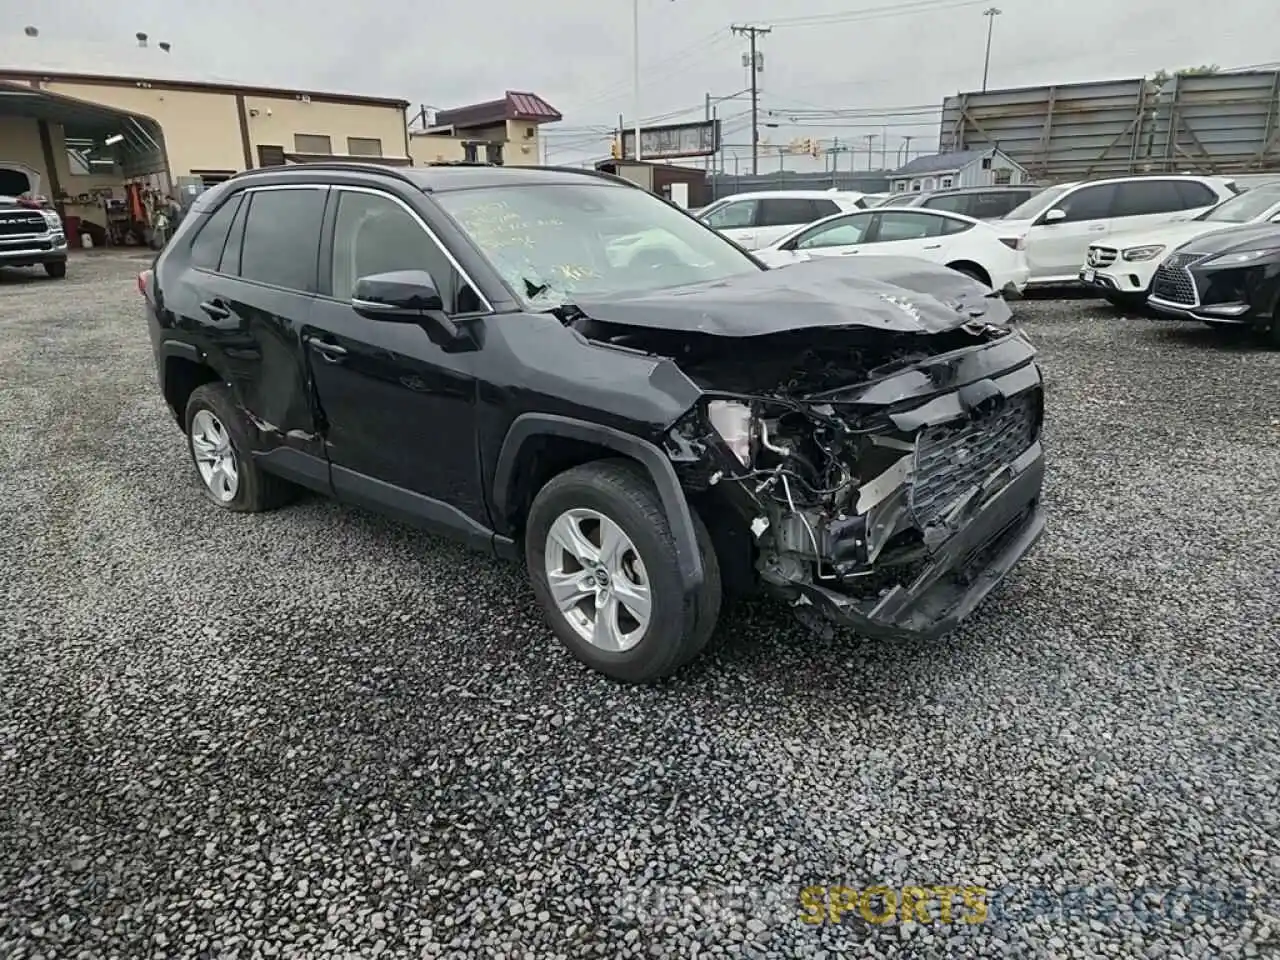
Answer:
[142,162,1046,683]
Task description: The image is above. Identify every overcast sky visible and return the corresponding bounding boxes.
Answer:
[3,0,1277,170]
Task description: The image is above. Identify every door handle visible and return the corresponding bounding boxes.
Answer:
[1089,225,1107,231]
[308,340,347,362]
[922,243,942,250]
[199,299,230,320]
[840,248,859,255]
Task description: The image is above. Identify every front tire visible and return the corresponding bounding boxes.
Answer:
[1104,291,1148,312]
[184,382,296,512]
[43,261,66,279]
[525,459,722,684]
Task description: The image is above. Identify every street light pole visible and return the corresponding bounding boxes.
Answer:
[633,0,642,161]
[981,7,1001,92]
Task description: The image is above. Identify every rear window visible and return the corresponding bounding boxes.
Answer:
[758,197,821,227]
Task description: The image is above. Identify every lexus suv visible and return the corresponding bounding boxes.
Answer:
[142,162,1047,683]
[0,195,68,278]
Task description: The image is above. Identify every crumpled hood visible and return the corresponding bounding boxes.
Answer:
[569,255,1011,337]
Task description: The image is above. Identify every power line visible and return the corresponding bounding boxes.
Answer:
[731,23,771,175]
[769,0,989,29]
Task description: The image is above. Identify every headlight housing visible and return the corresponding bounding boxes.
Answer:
[706,400,754,466]
[1122,244,1165,262]
[1203,247,1280,266]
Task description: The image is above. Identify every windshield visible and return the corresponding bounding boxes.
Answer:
[435,182,761,305]
[1195,188,1280,223]
[1003,185,1071,220]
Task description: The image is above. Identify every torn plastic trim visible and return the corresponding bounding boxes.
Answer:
[785,443,1046,639]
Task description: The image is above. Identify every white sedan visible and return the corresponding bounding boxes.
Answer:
[752,207,1031,294]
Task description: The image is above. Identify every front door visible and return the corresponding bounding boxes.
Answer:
[1026,182,1117,281]
[305,185,493,534]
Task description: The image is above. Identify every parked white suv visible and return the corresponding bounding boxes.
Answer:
[1079,181,1280,307]
[696,190,869,251]
[999,175,1239,286]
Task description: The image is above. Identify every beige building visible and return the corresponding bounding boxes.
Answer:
[408,92,563,167]
[0,35,563,244]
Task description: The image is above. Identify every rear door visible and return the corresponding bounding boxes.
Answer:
[754,197,825,249]
[856,211,953,261]
[1110,179,1209,235]
[176,183,328,465]
[786,211,876,259]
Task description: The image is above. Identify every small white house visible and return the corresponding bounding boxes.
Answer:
[889,148,1028,194]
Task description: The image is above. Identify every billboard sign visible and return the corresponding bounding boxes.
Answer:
[621,119,720,160]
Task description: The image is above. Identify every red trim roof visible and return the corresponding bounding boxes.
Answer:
[435,91,562,129]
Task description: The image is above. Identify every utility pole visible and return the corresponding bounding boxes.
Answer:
[864,134,877,171]
[900,134,914,166]
[981,7,1001,92]
[703,92,712,171]
[731,23,771,175]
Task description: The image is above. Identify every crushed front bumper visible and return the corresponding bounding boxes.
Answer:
[789,441,1046,639]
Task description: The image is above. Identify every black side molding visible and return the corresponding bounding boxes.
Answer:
[253,447,332,495]
[492,413,705,596]
[332,465,503,557]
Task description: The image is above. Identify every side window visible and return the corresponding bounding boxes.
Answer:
[1052,183,1116,223]
[810,198,841,219]
[329,190,480,314]
[219,194,249,275]
[1112,180,1186,218]
[703,200,757,230]
[239,188,327,292]
[871,212,947,242]
[795,214,871,249]
[969,191,1022,219]
[1175,180,1219,209]
[941,217,974,235]
[188,194,243,271]
[921,193,970,214]
[758,197,821,227]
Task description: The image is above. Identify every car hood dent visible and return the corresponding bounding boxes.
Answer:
[568,256,1011,337]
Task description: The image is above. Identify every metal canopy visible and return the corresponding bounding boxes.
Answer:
[0,80,167,179]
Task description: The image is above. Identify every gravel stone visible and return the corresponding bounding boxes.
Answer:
[0,260,1278,959]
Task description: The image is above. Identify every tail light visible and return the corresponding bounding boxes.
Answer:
[999,236,1026,251]
[137,269,153,297]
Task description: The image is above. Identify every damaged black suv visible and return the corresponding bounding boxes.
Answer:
[142,162,1046,683]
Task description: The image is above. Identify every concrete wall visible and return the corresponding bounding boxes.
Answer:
[40,80,243,176]
[30,79,408,178]
[242,94,408,162]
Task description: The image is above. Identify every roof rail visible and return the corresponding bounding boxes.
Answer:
[229,160,420,189]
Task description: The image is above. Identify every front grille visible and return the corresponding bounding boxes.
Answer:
[0,212,46,237]
[909,390,1038,528]
[1087,245,1117,267]
[1150,253,1202,306]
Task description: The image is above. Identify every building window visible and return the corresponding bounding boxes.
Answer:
[347,137,382,157]
[981,156,993,169]
[525,126,535,139]
[293,133,332,155]
[993,167,1012,185]
[941,176,954,189]
[257,144,286,167]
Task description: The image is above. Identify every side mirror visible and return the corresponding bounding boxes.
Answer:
[1042,208,1067,224]
[351,269,459,338]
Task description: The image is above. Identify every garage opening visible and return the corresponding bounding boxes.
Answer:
[0,79,169,249]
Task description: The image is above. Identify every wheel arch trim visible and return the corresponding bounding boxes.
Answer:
[492,413,704,594]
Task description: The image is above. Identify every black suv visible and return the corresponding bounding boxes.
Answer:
[143,162,1047,683]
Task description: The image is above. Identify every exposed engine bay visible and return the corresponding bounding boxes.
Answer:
[562,257,1047,638]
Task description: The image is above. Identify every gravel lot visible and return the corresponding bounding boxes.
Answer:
[1,254,1278,959]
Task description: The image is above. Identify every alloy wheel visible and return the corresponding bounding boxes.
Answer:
[190,409,239,502]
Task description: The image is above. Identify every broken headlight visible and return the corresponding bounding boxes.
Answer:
[707,400,754,466]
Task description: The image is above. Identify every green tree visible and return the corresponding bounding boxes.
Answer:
[1150,64,1220,86]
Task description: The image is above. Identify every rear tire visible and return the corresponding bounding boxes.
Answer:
[43,261,66,279]
[184,382,297,512]
[525,458,722,684]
